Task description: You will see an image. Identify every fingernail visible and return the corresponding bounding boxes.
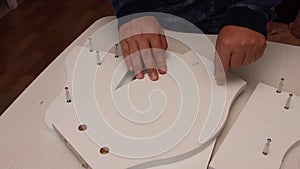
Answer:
[135,71,144,79]
[215,77,225,86]
[150,72,158,81]
[158,66,167,74]
[158,69,166,75]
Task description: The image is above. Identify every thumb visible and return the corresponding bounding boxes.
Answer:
[214,50,227,85]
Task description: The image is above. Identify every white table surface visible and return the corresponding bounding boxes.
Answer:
[1,16,300,169]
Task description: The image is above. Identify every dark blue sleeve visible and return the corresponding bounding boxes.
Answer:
[110,0,282,36]
[222,0,282,37]
[109,0,162,29]
[109,0,160,18]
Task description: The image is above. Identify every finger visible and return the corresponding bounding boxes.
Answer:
[250,53,257,63]
[214,52,226,85]
[150,34,167,74]
[242,51,256,66]
[120,40,133,71]
[138,36,158,81]
[160,34,168,50]
[128,37,144,79]
[147,68,159,81]
[214,40,230,85]
[229,51,245,69]
[255,45,266,62]
[158,34,168,74]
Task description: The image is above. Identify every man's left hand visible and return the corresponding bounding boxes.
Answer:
[214,25,266,85]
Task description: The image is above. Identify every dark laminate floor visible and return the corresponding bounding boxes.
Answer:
[0,0,114,115]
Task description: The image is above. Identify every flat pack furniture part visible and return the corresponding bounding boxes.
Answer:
[45,42,246,168]
[209,83,300,169]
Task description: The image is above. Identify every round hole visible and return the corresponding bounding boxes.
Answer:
[267,138,272,142]
[78,124,87,131]
[100,147,109,154]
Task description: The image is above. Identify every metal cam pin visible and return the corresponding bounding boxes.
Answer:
[88,38,93,52]
[276,78,285,93]
[284,94,293,110]
[65,87,71,103]
[115,44,119,58]
[262,138,271,155]
[96,51,101,65]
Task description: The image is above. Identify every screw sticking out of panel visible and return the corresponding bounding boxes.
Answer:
[88,38,93,52]
[115,44,119,58]
[284,94,293,110]
[96,51,101,65]
[276,78,285,93]
[262,138,271,155]
[65,87,71,103]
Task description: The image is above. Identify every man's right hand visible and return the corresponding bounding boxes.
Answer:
[119,16,168,81]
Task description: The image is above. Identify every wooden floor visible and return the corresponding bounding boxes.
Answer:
[0,0,299,116]
[0,0,114,115]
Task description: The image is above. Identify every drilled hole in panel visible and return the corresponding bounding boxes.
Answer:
[78,124,87,131]
[100,147,109,155]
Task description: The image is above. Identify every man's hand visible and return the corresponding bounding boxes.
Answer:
[214,25,266,85]
[119,16,168,81]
